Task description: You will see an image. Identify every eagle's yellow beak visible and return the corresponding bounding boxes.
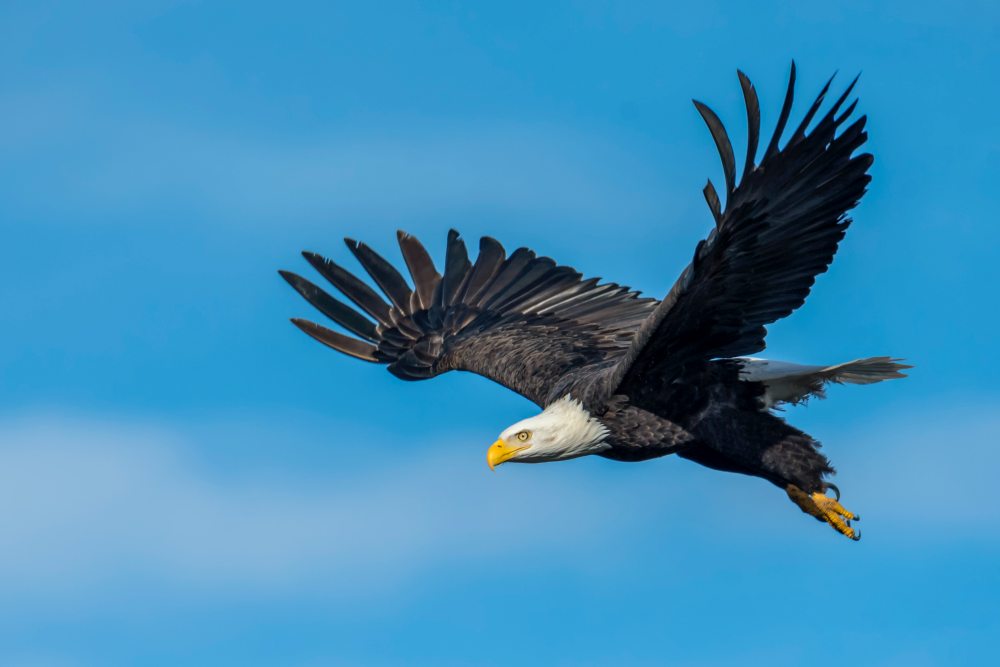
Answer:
[487,439,527,470]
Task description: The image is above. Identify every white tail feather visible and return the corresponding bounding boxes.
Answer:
[817,357,911,385]
[738,356,911,408]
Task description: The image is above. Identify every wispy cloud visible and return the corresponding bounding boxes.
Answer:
[0,402,993,610]
[0,413,628,601]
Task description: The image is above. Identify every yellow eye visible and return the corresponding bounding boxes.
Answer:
[516,430,530,442]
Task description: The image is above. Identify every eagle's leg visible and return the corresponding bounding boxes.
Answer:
[786,484,860,541]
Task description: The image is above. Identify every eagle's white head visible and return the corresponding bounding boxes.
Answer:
[487,395,610,469]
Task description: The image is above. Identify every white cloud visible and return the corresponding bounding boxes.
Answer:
[0,413,627,600]
[0,403,993,609]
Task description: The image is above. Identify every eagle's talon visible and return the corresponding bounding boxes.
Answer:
[786,484,862,541]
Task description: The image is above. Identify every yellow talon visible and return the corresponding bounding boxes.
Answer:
[786,484,861,541]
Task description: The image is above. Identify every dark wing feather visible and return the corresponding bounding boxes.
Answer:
[461,236,505,303]
[279,271,378,342]
[692,100,736,195]
[282,231,656,406]
[302,251,394,328]
[397,232,441,311]
[737,70,760,177]
[610,65,872,397]
[763,62,797,159]
[441,229,472,307]
[290,319,379,362]
[344,239,413,311]
[703,180,722,224]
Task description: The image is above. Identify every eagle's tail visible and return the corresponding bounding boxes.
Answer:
[737,356,911,408]
[819,356,912,385]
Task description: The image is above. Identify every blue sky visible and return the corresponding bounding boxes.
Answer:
[1,1,998,665]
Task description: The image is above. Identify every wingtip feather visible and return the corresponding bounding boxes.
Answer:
[694,99,737,195]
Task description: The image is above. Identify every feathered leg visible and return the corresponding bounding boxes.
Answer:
[681,407,861,540]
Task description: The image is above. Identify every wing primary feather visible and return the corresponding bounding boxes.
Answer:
[460,236,506,304]
[789,73,835,144]
[703,179,722,224]
[835,99,859,125]
[344,239,413,312]
[278,270,378,341]
[396,230,441,311]
[763,61,797,159]
[470,247,535,308]
[737,70,760,177]
[486,257,556,310]
[302,251,393,327]
[693,100,737,195]
[441,229,473,307]
[290,318,379,362]
[821,73,860,126]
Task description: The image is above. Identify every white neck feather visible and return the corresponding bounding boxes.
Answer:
[501,395,610,462]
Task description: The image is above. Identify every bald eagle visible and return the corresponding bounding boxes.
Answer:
[280,65,909,541]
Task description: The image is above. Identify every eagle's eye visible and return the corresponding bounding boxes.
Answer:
[516,430,531,442]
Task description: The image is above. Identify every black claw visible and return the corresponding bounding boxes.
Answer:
[853,514,861,522]
[825,483,841,501]
[851,529,861,541]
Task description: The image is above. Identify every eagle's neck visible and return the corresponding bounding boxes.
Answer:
[532,395,610,460]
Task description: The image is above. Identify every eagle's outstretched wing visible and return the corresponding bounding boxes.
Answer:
[281,230,656,406]
[611,64,873,398]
